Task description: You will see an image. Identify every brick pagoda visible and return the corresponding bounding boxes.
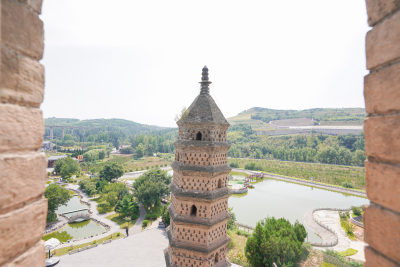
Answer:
[165,66,231,267]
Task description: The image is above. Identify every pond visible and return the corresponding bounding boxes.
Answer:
[45,220,107,242]
[52,195,107,241]
[56,195,88,215]
[228,178,369,243]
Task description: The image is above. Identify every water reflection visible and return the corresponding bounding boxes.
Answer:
[229,178,369,243]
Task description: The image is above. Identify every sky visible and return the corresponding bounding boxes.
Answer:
[41,0,370,127]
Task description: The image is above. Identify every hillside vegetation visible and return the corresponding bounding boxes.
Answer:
[228,107,365,135]
[229,158,366,190]
[45,117,170,138]
[228,124,365,166]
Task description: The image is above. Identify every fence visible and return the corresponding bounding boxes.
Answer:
[308,208,350,247]
[235,223,254,233]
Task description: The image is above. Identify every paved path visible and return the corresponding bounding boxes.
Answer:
[232,168,366,197]
[312,210,366,262]
[130,204,146,235]
[57,228,169,267]
[303,210,337,246]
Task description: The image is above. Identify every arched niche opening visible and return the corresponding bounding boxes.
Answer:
[218,179,222,188]
[215,253,219,263]
[196,132,202,141]
[190,205,197,216]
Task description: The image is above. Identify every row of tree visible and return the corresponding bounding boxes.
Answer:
[228,126,366,166]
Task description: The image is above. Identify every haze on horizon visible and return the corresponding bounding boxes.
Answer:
[41,0,370,127]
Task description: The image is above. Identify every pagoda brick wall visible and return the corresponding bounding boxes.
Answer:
[363,0,400,266]
[0,0,47,266]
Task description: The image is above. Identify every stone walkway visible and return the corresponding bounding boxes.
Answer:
[312,210,366,262]
[303,210,337,246]
[57,228,169,267]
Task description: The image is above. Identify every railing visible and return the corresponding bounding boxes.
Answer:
[235,223,254,233]
[309,208,350,247]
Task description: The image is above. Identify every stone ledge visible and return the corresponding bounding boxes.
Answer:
[170,183,230,200]
[175,140,230,148]
[171,161,231,174]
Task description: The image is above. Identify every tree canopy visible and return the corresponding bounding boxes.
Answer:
[245,217,307,267]
[44,184,71,222]
[133,169,171,208]
[115,193,139,219]
[54,157,80,179]
[99,162,124,182]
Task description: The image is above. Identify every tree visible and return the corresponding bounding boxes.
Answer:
[245,217,307,267]
[134,143,145,159]
[227,208,236,230]
[55,157,80,179]
[161,205,170,226]
[174,107,187,122]
[133,169,171,208]
[44,184,71,222]
[115,194,139,219]
[99,162,124,182]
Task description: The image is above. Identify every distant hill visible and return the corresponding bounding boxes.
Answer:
[228,107,365,136]
[44,117,171,137]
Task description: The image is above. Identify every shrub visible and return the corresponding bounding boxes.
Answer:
[245,217,307,267]
[342,181,354,188]
[351,206,362,217]
[142,220,149,228]
[98,202,112,214]
[229,162,239,168]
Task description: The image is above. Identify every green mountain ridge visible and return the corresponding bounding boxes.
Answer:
[44,117,172,138]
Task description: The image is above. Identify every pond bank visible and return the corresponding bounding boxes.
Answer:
[232,168,366,197]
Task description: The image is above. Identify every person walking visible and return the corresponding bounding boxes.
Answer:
[125,227,129,237]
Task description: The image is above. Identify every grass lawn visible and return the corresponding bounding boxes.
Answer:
[42,231,72,242]
[321,262,337,267]
[106,155,171,172]
[105,213,136,229]
[227,230,249,267]
[339,248,358,257]
[230,171,249,177]
[80,155,173,174]
[52,232,123,257]
[229,158,366,190]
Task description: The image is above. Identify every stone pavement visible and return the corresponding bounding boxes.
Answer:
[313,210,366,262]
[57,228,169,267]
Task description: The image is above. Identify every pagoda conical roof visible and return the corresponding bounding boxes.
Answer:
[177,66,229,126]
[178,93,229,126]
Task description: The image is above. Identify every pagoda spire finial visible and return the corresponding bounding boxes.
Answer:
[200,65,211,95]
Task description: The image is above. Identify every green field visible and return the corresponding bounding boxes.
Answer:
[80,155,173,174]
[229,158,366,190]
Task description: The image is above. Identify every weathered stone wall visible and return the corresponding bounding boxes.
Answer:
[171,195,229,219]
[178,126,228,142]
[173,171,228,192]
[168,244,228,267]
[364,1,400,266]
[0,0,47,266]
[170,218,228,248]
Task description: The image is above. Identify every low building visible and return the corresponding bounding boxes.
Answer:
[42,141,55,151]
[47,155,67,168]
